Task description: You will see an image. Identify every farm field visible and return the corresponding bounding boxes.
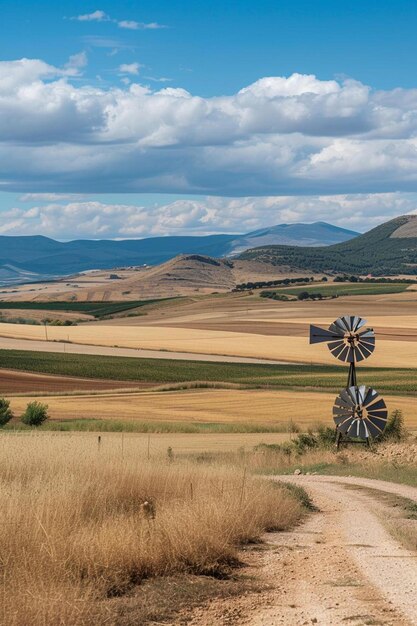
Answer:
[1,348,417,395]
[0,368,151,393]
[0,316,416,366]
[268,281,411,297]
[7,388,416,432]
[0,288,416,438]
[1,288,417,366]
[0,298,172,318]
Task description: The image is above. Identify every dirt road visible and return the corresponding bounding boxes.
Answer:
[187,475,417,626]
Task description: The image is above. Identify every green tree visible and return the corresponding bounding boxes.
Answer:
[21,401,49,426]
[0,397,13,426]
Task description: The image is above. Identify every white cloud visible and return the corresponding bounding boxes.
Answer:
[4,60,417,200]
[118,20,165,30]
[19,193,86,202]
[70,10,165,29]
[63,51,88,76]
[144,76,173,83]
[72,10,109,22]
[2,193,417,239]
[118,62,142,75]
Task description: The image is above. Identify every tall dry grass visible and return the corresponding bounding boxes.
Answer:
[0,432,303,626]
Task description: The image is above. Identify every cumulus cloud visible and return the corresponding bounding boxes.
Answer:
[118,62,142,75]
[2,193,417,239]
[3,61,417,200]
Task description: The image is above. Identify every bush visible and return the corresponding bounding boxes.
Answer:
[316,424,336,447]
[381,409,407,442]
[292,431,318,453]
[0,397,13,426]
[21,401,49,426]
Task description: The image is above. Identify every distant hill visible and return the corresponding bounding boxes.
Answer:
[229,222,358,254]
[240,215,417,275]
[0,222,357,285]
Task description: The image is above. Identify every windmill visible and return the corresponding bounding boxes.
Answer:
[309,315,388,447]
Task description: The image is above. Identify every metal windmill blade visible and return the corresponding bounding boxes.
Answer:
[333,385,388,440]
[310,315,375,363]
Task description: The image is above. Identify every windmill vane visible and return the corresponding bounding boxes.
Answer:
[309,315,388,447]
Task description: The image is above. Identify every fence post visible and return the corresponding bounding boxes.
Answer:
[239,467,247,504]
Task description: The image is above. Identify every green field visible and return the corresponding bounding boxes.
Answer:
[266,282,410,298]
[0,299,173,318]
[1,349,416,395]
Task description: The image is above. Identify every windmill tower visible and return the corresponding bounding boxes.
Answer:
[310,315,388,447]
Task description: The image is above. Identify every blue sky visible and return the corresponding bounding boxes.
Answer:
[3,0,417,93]
[2,0,417,238]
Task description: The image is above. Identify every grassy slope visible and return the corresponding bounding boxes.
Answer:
[241,216,417,275]
[1,348,416,394]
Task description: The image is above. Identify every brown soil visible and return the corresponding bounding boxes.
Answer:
[0,368,151,394]
[154,320,417,341]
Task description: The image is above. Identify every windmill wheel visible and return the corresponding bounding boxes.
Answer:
[333,386,388,440]
[310,315,375,363]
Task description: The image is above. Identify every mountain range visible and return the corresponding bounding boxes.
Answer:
[240,215,417,276]
[0,221,358,285]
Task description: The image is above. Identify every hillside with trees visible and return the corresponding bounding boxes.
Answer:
[239,216,417,275]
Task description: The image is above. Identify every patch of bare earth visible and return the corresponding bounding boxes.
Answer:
[181,476,417,626]
[0,368,152,393]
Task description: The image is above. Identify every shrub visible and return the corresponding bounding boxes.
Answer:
[381,409,407,442]
[292,431,318,453]
[21,401,49,426]
[0,397,13,426]
[316,424,336,447]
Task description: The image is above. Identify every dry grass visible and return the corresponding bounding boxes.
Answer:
[0,432,303,626]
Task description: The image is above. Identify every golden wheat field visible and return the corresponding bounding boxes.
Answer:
[1,289,417,366]
[8,388,417,431]
[1,321,417,367]
[0,433,303,626]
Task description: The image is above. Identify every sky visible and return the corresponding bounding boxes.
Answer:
[2,0,417,239]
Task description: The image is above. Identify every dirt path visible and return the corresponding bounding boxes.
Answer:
[186,475,417,626]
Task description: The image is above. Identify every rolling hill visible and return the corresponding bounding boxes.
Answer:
[0,221,357,286]
[239,215,417,276]
[43,254,314,301]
